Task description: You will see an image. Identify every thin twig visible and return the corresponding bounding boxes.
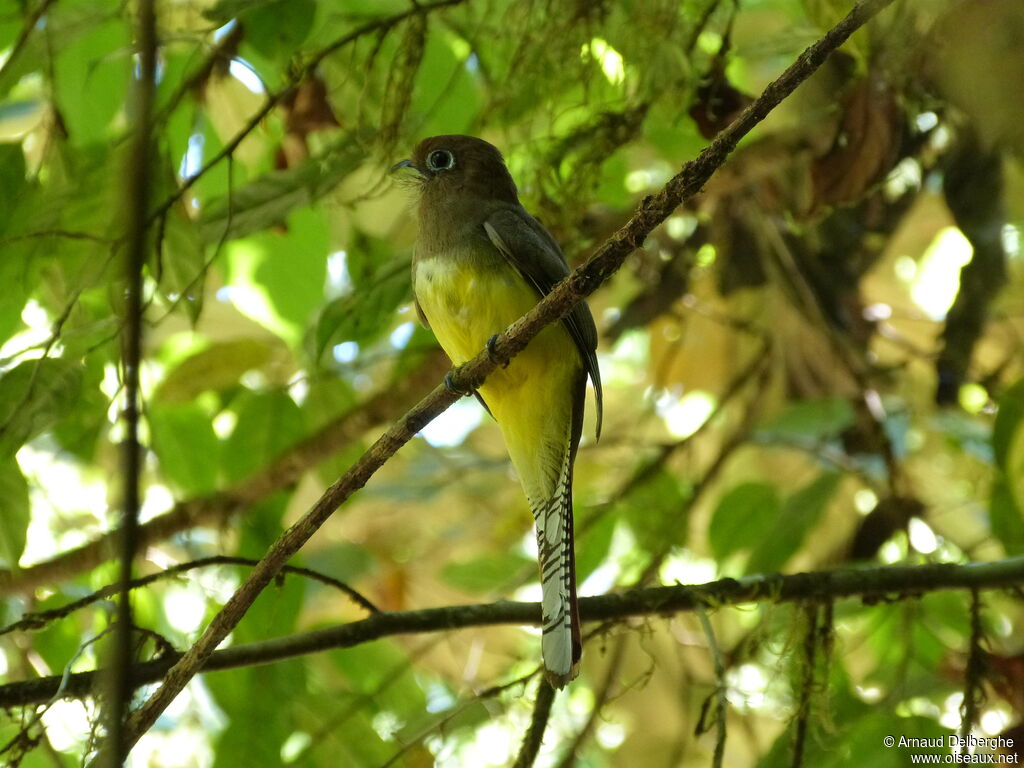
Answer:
[791,604,819,768]
[0,555,379,637]
[554,634,628,768]
[513,679,557,768]
[695,605,727,768]
[958,588,984,753]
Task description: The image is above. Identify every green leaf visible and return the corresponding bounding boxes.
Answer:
[199,136,365,243]
[442,552,534,593]
[52,15,131,144]
[617,466,691,553]
[755,397,855,443]
[991,476,1024,556]
[245,0,316,61]
[993,379,1024,466]
[148,401,221,495]
[223,389,305,483]
[223,207,330,346]
[575,509,617,584]
[746,472,841,575]
[0,457,30,569]
[708,482,781,561]
[313,257,411,358]
[156,204,206,322]
[0,359,84,458]
[155,339,274,404]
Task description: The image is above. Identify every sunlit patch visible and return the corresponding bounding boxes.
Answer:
[179,133,205,180]
[418,397,484,447]
[900,696,942,720]
[332,341,359,364]
[911,227,973,320]
[666,214,698,241]
[326,250,351,295]
[140,483,174,523]
[855,684,884,703]
[940,693,963,728]
[695,243,717,267]
[164,584,208,634]
[958,382,988,414]
[425,682,456,713]
[596,721,626,749]
[447,37,471,61]
[226,240,300,344]
[288,372,309,404]
[581,37,625,85]
[1003,224,1020,259]
[229,58,265,94]
[390,321,415,349]
[371,710,403,741]
[980,706,1012,736]
[0,299,51,367]
[212,410,237,438]
[894,255,917,283]
[878,536,905,564]
[853,488,878,515]
[41,700,93,753]
[130,720,215,768]
[281,731,312,763]
[863,302,892,321]
[725,663,769,712]
[658,389,716,439]
[886,157,922,199]
[697,31,723,55]
[915,111,938,132]
[19,445,109,565]
[908,517,938,554]
[659,548,717,586]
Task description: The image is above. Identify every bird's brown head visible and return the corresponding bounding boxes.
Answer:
[391,135,520,212]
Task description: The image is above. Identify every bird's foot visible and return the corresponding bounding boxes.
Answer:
[486,334,510,368]
[444,369,476,397]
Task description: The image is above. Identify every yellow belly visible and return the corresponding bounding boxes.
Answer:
[415,255,580,499]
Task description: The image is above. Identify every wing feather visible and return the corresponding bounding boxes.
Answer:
[483,207,603,439]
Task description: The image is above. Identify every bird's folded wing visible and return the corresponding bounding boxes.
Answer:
[483,207,603,439]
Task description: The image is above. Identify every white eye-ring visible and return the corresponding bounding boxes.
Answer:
[426,149,455,172]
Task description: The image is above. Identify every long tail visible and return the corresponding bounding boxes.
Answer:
[532,438,582,688]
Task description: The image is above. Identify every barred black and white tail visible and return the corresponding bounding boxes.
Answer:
[531,439,582,688]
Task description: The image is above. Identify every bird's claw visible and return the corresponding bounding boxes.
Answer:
[486,334,509,368]
[444,370,475,397]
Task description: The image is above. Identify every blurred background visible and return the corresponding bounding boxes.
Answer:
[0,0,1023,765]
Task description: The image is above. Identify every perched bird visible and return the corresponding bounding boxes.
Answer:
[393,135,602,687]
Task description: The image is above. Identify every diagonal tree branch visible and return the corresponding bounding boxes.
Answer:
[0,350,448,598]
[513,680,557,768]
[107,0,899,755]
[4,555,1023,709]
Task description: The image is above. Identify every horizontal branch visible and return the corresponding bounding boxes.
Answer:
[5,555,1020,709]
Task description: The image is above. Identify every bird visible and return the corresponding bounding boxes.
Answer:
[392,135,602,687]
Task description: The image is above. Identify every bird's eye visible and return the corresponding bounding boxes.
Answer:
[426,149,455,172]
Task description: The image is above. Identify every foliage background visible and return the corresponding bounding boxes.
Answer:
[0,0,1023,765]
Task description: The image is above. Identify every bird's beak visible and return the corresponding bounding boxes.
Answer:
[390,158,426,182]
